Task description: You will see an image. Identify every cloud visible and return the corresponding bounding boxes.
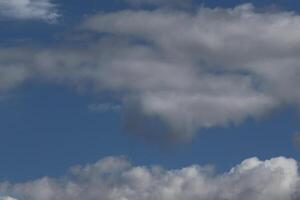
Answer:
[0,0,59,21]
[0,156,299,200]
[88,103,122,113]
[293,132,300,149]
[2,4,300,138]
[124,0,193,8]
[0,48,33,91]
[0,196,17,200]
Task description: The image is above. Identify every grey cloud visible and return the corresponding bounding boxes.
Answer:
[32,40,276,138]
[80,4,300,137]
[2,4,300,138]
[293,132,300,150]
[0,156,299,200]
[0,0,59,21]
[0,48,34,91]
[88,103,122,113]
[0,66,29,91]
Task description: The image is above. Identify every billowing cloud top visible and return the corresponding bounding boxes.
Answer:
[1,4,300,139]
[0,156,299,200]
[0,0,59,21]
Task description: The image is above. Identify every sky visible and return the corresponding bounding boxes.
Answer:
[1,0,300,200]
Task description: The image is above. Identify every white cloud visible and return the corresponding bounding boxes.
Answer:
[2,4,300,138]
[0,0,59,21]
[0,156,299,200]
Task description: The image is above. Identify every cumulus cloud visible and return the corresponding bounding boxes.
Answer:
[0,0,59,21]
[0,156,299,200]
[2,4,300,138]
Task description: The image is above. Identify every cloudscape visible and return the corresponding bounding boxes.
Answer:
[1,0,300,199]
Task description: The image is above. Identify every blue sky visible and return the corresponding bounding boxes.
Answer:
[1,83,300,182]
[1,1,300,200]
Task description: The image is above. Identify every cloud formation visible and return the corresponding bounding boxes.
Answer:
[0,0,59,21]
[1,4,300,138]
[0,156,299,200]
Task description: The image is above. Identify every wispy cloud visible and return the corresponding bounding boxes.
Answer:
[88,103,122,113]
[0,0,60,22]
[293,132,300,149]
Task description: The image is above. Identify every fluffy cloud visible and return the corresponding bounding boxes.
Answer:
[2,4,300,138]
[0,0,59,21]
[0,156,299,200]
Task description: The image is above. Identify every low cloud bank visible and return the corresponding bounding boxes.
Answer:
[1,156,300,200]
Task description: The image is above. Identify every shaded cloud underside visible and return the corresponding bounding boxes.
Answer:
[1,4,300,138]
[1,156,300,200]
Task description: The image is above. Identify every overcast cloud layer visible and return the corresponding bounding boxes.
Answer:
[1,4,300,138]
[0,156,299,200]
[0,0,59,21]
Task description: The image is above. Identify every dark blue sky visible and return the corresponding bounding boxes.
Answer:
[1,0,300,182]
